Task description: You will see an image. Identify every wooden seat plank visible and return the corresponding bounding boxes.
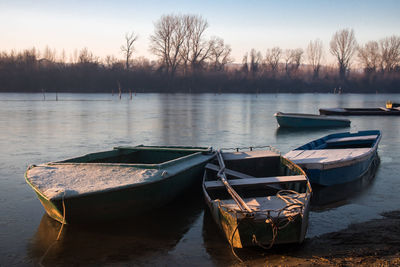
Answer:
[205,163,255,179]
[204,175,306,189]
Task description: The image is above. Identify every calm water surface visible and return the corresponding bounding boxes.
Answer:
[1,93,399,266]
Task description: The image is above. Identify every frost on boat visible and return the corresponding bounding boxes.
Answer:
[28,165,161,199]
[25,146,215,224]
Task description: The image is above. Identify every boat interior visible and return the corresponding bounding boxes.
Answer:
[204,151,308,200]
[298,134,379,150]
[56,147,203,165]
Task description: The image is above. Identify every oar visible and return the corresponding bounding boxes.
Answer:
[216,150,253,213]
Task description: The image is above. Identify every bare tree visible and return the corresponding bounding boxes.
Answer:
[43,45,56,62]
[307,39,323,78]
[358,41,380,73]
[379,35,400,73]
[283,49,293,75]
[265,47,282,72]
[78,47,97,64]
[150,15,186,78]
[330,28,357,79]
[208,36,232,71]
[180,15,210,73]
[249,49,262,75]
[121,32,138,70]
[241,52,249,73]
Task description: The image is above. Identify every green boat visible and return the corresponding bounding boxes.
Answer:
[203,149,312,249]
[25,145,215,224]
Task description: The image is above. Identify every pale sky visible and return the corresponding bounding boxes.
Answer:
[1,0,399,63]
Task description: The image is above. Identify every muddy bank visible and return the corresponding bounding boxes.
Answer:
[233,211,400,266]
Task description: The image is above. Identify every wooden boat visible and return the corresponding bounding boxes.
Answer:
[319,107,400,116]
[202,149,312,249]
[25,145,215,224]
[285,130,381,186]
[275,112,350,128]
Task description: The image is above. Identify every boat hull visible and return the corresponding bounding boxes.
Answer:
[275,112,350,128]
[285,130,381,186]
[320,108,400,116]
[202,151,311,248]
[207,198,310,248]
[26,146,215,224]
[304,151,378,186]
[38,164,205,223]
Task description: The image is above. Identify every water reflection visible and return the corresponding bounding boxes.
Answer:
[311,156,380,210]
[275,126,350,137]
[27,190,203,266]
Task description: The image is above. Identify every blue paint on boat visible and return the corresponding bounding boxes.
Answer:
[284,130,381,186]
[275,112,350,128]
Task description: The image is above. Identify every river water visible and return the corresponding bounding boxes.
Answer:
[0,93,399,266]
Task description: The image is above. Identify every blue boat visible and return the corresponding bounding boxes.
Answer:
[274,112,350,128]
[284,130,381,186]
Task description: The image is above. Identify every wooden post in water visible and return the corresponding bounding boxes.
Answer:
[130,90,132,100]
[56,91,58,101]
[42,89,45,101]
[117,81,122,100]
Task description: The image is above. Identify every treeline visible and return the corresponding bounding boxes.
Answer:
[0,14,400,93]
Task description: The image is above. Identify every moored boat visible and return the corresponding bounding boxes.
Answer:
[319,107,400,116]
[285,130,381,186]
[202,149,311,249]
[275,112,350,128]
[25,145,215,224]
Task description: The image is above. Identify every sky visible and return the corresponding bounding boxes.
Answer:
[1,0,400,63]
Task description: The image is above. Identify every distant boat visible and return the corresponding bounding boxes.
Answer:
[25,145,215,224]
[274,112,350,128]
[319,107,400,116]
[285,130,381,186]
[203,149,311,249]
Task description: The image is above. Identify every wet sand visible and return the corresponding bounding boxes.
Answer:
[230,211,400,266]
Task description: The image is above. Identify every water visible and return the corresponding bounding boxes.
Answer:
[1,93,399,266]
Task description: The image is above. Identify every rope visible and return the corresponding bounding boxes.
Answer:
[229,220,244,263]
[39,192,66,266]
[221,189,305,251]
[56,193,66,240]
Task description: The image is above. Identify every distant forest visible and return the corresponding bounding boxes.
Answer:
[1,14,400,94]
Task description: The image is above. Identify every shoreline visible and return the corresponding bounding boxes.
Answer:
[235,210,400,266]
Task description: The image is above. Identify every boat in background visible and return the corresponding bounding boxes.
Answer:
[284,130,381,186]
[203,149,311,249]
[319,107,400,116]
[25,145,215,224]
[275,112,350,128]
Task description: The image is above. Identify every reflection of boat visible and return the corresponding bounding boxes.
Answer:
[319,107,400,116]
[274,112,350,128]
[285,130,381,186]
[27,191,203,265]
[203,149,311,249]
[311,155,380,210]
[25,145,215,224]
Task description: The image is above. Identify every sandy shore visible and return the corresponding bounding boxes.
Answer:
[234,211,400,266]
